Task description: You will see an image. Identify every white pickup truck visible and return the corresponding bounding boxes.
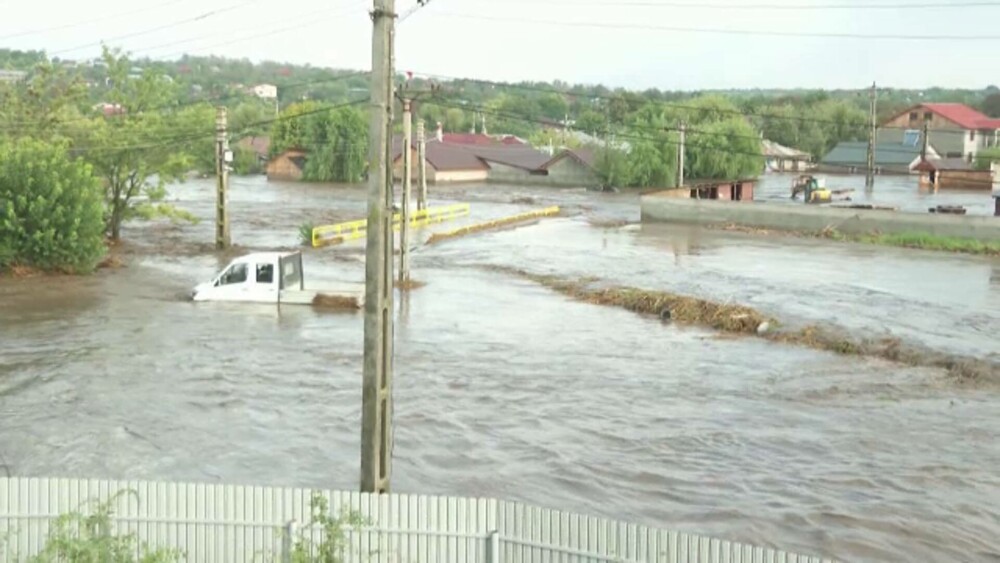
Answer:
[191,252,364,308]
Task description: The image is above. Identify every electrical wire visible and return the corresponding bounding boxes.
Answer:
[424,97,1000,180]
[453,0,1000,9]
[427,11,1000,41]
[0,0,190,41]
[65,98,368,155]
[140,1,370,60]
[49,0,267,57]
[410,71,984,137]
[0,71,368,132]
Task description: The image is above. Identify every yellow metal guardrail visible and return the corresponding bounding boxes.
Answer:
[311,203,471,247]
[427,206,560,244]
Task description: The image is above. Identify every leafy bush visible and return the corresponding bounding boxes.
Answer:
[32,491,179,563]
[0,139,106,273]
[299,223,315,246]
[288,493,366,563]
[233,145,262,175]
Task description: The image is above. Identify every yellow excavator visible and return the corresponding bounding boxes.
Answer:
[791,175,853,204]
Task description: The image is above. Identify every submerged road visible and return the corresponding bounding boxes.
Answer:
[1,177,998,561]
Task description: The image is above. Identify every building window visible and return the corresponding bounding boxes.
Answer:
[968,152,974,163]
[909,112,918,120]
[924,112,933,120]
[970,130,975,141]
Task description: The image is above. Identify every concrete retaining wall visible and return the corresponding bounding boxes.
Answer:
[641,196,1000,241]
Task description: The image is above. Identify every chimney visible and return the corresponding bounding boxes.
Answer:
[436,121,443,142]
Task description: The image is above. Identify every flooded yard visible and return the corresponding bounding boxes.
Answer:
[2,176,999,561]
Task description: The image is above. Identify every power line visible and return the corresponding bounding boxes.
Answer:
[455,0,1000,9]
[428,11,1000,41]
[49,0,266,57]
[0,0,190,42]
[426,97,1000,179]
[138,1,369,60]
[412,71,979,137]
[64,98,368,155]
[0,71,368,132]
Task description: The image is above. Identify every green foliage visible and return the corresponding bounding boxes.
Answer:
[271,102,367,183]
[822,229,1000,256]
[131,203,200,224]
[0,139,106,273]
[288,493,367,563]
[687,117,763,180]
[756,99,866,158]
[73,47,198,240]
[974,146,1000,170]
[31,491,180,563]
[982,93,1000,118]
[233,144,262,175]
[299,223,315,246]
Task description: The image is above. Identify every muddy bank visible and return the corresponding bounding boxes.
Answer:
[488,266,1000,385]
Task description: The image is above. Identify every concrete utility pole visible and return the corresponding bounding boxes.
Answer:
[399,97,413,283]
[677,122,686,188]
[866,82,877,191]
[921,121,929,161]
[417,119,427,210]
[215,106,230,250]
[360,0,395,495]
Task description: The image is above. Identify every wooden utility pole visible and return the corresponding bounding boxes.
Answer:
[399,97,413,283]
[865,82,877,191]
[417,119,427,210]
[677,122,686,188]
[360,0,395,495]
[215,106,230,250]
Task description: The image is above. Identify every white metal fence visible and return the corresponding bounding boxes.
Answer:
[0,477,831,563]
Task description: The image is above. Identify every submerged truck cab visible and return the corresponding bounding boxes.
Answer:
[192,252,306,303]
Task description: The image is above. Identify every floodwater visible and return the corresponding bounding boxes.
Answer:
[757,172,997,216]
[2,176,1000,562]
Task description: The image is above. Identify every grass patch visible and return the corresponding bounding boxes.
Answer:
[848,231,1000,255]
[715,223,1000,256]
[489,266,999,385]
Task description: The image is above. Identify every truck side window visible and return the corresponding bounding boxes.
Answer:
[220,263,248,285]
[256,263,274,284]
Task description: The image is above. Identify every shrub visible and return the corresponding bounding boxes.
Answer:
[32,491,179,563]
[0,139,106,273]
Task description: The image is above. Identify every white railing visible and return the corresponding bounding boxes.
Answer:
[0,477,832,562]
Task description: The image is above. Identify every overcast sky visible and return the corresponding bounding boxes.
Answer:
[1,0,999,90]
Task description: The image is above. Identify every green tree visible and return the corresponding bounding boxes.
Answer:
[687,117,763,180]
[271,102,367,182]
[981,93,1000,118]
[0,139,106,273]
[75,47,196,240]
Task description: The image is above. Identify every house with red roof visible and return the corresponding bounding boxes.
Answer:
[882,103,1000,162]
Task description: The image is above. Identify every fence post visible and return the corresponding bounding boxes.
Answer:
[488,530,500,563]
[282,520,298,563]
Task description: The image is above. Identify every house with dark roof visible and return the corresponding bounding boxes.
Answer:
[392,139,490,184]
[392,137,602,187]
[819,141,939,175]
[881,103,1000,162]
[538,148,601,188]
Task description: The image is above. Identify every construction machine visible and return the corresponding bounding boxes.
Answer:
[791,175,853,204]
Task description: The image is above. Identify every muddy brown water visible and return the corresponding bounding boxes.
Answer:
[2,177,999,561]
